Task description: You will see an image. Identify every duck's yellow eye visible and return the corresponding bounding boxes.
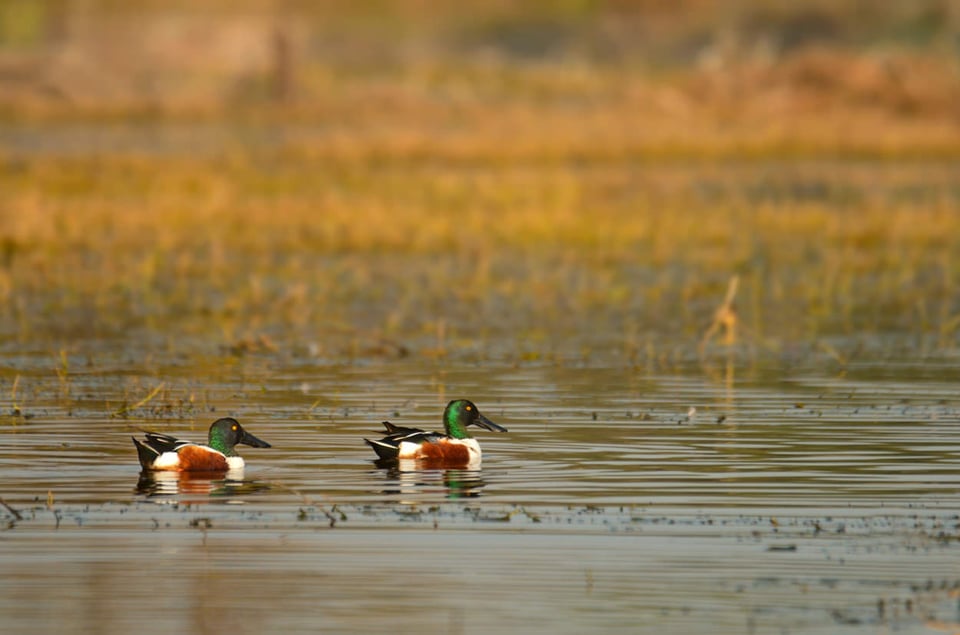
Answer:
[232,425,238,431]
[465,405,472,411]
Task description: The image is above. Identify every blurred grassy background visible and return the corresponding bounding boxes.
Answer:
[0,0,959,367]
[1,0,957,143]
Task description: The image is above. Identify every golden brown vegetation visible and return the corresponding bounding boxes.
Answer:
[0,1,958,363]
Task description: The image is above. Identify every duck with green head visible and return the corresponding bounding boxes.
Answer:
[365,399,507,467]
[133,417,271,472]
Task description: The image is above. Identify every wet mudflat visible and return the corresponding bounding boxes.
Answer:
[2,357,960,634]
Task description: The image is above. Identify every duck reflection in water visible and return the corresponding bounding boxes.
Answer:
[373,461,488,500]
[135,469,272,500]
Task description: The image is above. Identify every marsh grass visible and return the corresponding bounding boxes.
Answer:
[1,2,959,371]
[2,149,958,368]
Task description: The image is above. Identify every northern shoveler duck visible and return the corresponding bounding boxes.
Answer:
[132,418,271,472]
[364,399,507,466]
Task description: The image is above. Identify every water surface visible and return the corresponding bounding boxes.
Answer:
[2,357,959,634]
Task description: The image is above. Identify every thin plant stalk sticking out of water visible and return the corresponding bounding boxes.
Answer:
[113,382,166,418]
[10,375,21,417]
[701,275,740,353]
[0,497,22,521]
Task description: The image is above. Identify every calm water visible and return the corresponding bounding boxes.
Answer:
[2,356,960,634]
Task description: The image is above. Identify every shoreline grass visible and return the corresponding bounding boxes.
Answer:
[1,2,958,363]
[2,150,958,361]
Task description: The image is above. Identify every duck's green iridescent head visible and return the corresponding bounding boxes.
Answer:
[442,400,508,439]
[207,418,272,456]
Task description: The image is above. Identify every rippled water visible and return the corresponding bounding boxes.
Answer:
[2,356,960,634]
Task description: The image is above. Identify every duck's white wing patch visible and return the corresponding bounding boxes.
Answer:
[397,441,422,459]
[152,451,182,469]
